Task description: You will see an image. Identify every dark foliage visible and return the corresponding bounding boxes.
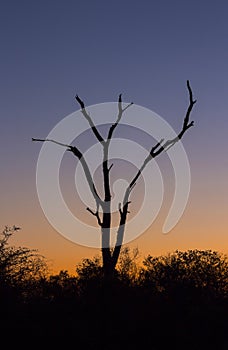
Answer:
[0,230,227,349]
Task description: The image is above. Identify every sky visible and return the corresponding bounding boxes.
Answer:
[1,0,228,274]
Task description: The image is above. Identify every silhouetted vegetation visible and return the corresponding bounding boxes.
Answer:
[1,227,227,348]
[0,226,47,302]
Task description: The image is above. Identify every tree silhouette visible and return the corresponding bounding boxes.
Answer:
[33,81,196,278]
[0,226,47,303]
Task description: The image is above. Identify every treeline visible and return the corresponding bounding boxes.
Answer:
[1,226,228,349]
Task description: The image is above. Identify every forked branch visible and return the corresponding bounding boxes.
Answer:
[107,94,133,141]
[112,80,196,262]
[86,207,102,227]
[151,79,196,156]
[132,80,195,198]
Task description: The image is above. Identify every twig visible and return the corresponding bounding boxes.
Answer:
[86,207,102,226]
[32,138,71,148]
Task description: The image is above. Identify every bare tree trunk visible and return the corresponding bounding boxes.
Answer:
[32,81,196,280]
[101,207,112,278]
[101,144,113,278]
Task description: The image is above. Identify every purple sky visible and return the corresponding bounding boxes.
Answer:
[1,0,228,273]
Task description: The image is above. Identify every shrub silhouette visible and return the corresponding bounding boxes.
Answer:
[141,249,228,300]
[1,235,227,348]
[0,226,47,303]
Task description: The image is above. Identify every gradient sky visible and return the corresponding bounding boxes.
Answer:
[1,0,228,274]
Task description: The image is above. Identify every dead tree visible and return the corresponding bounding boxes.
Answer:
[33,81,196,278]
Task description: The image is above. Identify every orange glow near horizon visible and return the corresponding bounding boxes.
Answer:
[4,141,228,275]
[8,172,228,275]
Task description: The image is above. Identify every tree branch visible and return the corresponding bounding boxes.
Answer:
[108,163,114,172]
[75,95,85,109]
[111,199,131,267]
[75,95,104,143]
[118,202,122,216]
[32,138,103,209]
[32,138,71,148]
[112,80,196,266]
[151,80,196,156]
[128,80,196,192]
[107,94,133,141]
[102,95,133,205]
[86,207,102,226]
